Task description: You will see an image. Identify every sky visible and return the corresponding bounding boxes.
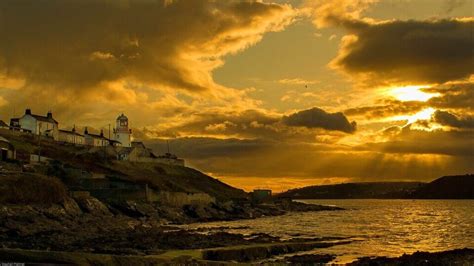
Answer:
[0,0,472,192]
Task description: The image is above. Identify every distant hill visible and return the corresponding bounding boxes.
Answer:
[409,175,474,199]
[277,182,423,199]
[278,175,474,199]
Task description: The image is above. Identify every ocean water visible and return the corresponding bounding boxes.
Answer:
[185,199,474,263]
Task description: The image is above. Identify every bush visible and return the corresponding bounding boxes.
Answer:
[0,174,68,205]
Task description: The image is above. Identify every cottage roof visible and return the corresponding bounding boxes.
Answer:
[117,113,128,121]
[20,114,58,124]
[0,120,9,127]
[59,129,84,137]
[86,133,108,140]
[131,141,146,149]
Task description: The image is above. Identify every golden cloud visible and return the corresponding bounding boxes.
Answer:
[0,0,299,125]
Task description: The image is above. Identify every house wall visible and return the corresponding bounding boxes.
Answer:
[85,135,107,146]
[85,135,93,146]
[19,115,59,140]
[59,131,85,145]
[43,123,59,140]
[19,115,37,134]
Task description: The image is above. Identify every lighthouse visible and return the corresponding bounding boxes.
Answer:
[114,113,132,147]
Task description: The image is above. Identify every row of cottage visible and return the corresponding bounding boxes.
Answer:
[4,108,184,166]
[9,109,132,147]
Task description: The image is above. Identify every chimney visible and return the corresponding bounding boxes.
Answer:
[25,108,31,115]
[47,111,53,118]
[100,129,104,137]
[84,127,88,134]
[72,125,76,133]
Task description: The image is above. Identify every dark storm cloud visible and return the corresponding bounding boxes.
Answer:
[146,137,274,158]
[149,109,283,139]
[344,100,425,118]
[443,0,467,14]
[433,110,474,129]
[426,82,474,110]
[0,0,298,128]
[0,0,296,92]
[283,107,356,133]
[332,19,474,84]
[134,106,356,142]
[144,136,473,183]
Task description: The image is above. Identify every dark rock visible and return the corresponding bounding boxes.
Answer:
[284,254,336,264]
[73,196,111,216]
[350,248,474,265]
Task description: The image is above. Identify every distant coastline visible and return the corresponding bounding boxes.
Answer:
[277,175,474,200]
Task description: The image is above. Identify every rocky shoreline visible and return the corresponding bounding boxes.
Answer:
[0,195,346,260]
[1,201,473,264]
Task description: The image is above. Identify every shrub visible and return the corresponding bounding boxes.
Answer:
[0,174,68,205]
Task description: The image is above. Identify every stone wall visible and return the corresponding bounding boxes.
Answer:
[152,191,215,207]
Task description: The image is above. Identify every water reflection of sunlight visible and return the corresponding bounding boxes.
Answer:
[183,200,474,264]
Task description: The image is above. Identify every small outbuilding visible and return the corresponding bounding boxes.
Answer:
[0,136,16,160]
[251,189,272,203]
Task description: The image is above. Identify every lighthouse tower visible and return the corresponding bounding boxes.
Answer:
[114,113,132,147]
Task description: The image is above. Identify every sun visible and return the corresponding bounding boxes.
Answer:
[392,107,436,124]
[386,85,439,102]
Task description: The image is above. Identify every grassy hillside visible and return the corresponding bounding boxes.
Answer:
[0,170,68,204]
[0,129,247,201]
[109,161,247,201]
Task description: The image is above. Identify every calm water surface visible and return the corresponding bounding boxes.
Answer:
[186,200,474,262]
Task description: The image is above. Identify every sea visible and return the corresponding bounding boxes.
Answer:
[185,199,474,263]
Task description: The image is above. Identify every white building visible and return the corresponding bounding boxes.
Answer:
[84,128,109,147]
[58,126,85,145]
[113,114,132,147]
[10,109,59,140]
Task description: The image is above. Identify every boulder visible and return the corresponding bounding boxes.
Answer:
[73,195,112,216]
